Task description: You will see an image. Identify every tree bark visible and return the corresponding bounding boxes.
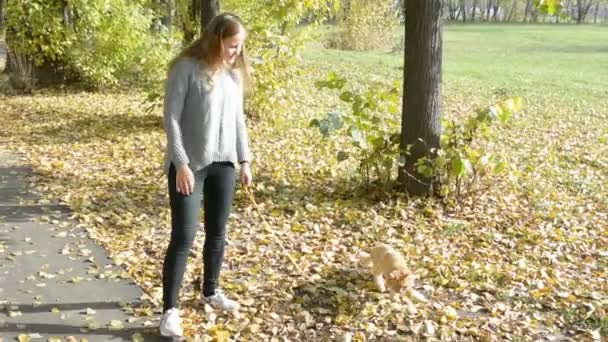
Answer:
[486,0,492,20]
[448,0,458,20]
[399,0,443,196]
[524,0,532,22]
[161,0,173,30]
[472,0,478,21]
[59,0,74,28]
[507,0,517,21]
[461,0,467,22]
[201,0,220,31]
[593,0,600,23]
[183,0,199,42]
[577,0,593,23]
[0,0,5,33]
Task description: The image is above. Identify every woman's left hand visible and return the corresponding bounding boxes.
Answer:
[240,162,252,187]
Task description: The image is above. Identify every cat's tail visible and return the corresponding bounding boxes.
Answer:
[358,251,373,268]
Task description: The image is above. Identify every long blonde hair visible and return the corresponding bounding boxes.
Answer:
[169,13,251,87]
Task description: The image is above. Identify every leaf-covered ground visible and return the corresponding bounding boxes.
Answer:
[1,25,607,341]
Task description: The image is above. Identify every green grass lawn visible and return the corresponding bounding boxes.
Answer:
[443,24,608,101]
[303,24,608,102]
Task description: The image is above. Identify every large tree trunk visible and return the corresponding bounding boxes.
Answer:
[593,0,600,23]
[201,0,220,31]
[492,2,499,20]
[471,0,478,21]
[399,0,443,196]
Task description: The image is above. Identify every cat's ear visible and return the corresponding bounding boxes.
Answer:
[389,270,403,280]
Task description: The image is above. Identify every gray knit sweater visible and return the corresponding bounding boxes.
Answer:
[163,57,252,174]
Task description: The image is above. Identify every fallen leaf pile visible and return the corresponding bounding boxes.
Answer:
[0,60,606,341]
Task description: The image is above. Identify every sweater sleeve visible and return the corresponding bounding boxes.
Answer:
[163,59,191,169]
[236,100,252,164]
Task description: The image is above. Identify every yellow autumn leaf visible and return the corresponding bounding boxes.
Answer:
[335,314,351,325]
[109,320,124,330]
[209,325,231,342]
[443,306,458,321]
[131,333,144,342]
[353,331,366,342]
[9,311,22,317]
[17,335,31,342]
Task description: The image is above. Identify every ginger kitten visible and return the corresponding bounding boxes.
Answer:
[359,244,413,294]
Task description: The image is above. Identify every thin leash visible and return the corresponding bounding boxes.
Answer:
[243,185,305,275]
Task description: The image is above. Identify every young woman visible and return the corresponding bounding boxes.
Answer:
[159,13,252,337]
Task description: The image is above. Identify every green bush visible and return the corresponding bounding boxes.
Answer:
[66,0,178,89]
[312,72,402,184]
[418,97,523,200]
[312,72,523,199]
[5,0,178,90]
[5,0,70,90]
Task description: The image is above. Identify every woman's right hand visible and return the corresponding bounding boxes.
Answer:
[176,165,195,195]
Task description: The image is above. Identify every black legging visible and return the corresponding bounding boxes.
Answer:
[162,162,235,312]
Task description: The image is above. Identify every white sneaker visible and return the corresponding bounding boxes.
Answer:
[160,308,183,337]
[201,289,240,311]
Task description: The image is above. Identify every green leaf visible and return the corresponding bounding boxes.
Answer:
[368,136,385,149]
[494,161,507,174]
[349,128,365,147]
[315,72,346,90]
[497,106,512,124]
[416,163,434,178]
[450,157,472,177]
[339,91,354,103]
[488,105,500,121]
[337,151,349,162]
[328,111,344,131]
[534,0,562,15]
